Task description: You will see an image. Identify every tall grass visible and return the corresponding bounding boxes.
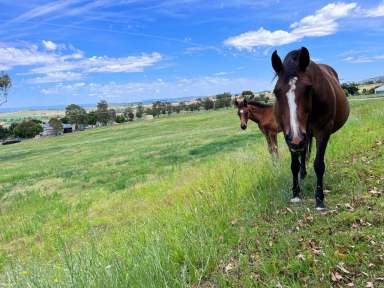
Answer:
[0,100,383,287]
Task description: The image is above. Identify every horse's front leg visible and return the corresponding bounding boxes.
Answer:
[300,144,307,179]
[290,152,301,203]
[314,135,330,210]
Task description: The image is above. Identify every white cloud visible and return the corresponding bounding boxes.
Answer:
[40,75,271,100]
[29,72,83,84]
[0,42,162,84]
[343,54,384,63]
[360,2,384,17]
[42,40,58,51]
[224,2,357,50]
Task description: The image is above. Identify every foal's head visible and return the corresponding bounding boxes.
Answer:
[234,98,249,130]
[271,47,313,153]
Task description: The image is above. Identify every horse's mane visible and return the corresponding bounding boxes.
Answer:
[282,49,315,79]
[247,100,273,108]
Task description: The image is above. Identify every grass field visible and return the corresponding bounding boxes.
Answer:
[0,99,383,287]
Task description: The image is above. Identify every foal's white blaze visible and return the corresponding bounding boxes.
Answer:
[286,77,299,139]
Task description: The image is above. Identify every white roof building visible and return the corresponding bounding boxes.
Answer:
[375,85,384,94]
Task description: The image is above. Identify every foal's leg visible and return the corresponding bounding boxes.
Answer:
[290,152,301,203]
[270,133,279,158]
[314,135,330,210]
[265,133,273,155]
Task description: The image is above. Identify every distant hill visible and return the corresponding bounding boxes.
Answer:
[359,75,384,84]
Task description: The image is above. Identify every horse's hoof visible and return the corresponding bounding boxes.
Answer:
[315,206,327,211]
[290,197,302,203]
[315,199,326,211]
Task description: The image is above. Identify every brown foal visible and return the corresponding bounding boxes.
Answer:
[234,98,280,156]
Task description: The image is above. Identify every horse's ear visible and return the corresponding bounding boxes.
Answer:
[234,98,239,107]
[243,98,247,106]
[271,50,283,74]
[299,47,310,71]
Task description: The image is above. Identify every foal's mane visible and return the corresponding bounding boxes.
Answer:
[247,100,273,109]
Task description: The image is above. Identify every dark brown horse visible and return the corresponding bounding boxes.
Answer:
[234,98,309,177]
[271,47,349,210]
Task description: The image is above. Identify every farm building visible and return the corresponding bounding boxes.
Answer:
[375,85,384,94]
[42,123,73,136]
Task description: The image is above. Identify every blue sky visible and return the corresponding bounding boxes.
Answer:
[0,0,383,108]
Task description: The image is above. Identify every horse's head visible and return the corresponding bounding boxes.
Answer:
[271,47,313,153]
[234,98,249,130]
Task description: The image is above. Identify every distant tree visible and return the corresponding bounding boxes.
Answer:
[0,126,9,140]
[96,100,109,125]
[8,122,18,136]
[124,107,135,121]
[341,83,359,96]
[60,116,70,124]
[115,114,127,123]
[87,111,97,125]
[202,97,214,110]
[48,117,64,136]
[108,109,117,123]
[0,72,11,105]
[144,107,153,116]
[179,101,187,111]
[215,93,232,109]
[66,104,88,129]
[241,90,254,99]
[166,102,173,115]
[152,101,161,117]
[14,120,43,138]
[136,103,145,118]
[174,104,182,114]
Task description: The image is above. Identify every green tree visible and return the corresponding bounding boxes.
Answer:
[65,104,88,129]
[341,83,359,96]
[115,115,127,123]
[202,97,214,110]
[14,120,43,138]
[0,126,9,140]
[166,102,173,115]
[48,118,64,136]
[0,72,11,105]
[87,111,97,126]
[96,100,109,125]
[241,90,255,99]
[152,102,161,117]
[124,107,135,121]
[108,109,117,123]
[136,103,145,119]
[215,93,232,109]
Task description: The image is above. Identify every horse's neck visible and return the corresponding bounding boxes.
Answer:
[248,105,264,124]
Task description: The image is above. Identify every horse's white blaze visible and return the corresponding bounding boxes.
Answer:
[286,77,299,139]
[240,110,244,113]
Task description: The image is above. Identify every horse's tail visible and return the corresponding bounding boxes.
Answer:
[306,135,313,162]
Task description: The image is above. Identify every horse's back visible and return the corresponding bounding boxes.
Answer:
[317,64,350,134]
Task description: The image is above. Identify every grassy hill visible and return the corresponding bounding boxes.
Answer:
[0,99,383,287]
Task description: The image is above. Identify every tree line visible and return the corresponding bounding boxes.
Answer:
[146,93,233,117]
[0,92,236,140]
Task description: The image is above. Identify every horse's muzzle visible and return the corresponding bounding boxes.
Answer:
[241,124,247,130]
[285,133,306,153]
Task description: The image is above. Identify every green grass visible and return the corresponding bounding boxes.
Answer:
[0,100,383,287]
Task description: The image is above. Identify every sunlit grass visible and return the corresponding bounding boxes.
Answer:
[0,101,383,287]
